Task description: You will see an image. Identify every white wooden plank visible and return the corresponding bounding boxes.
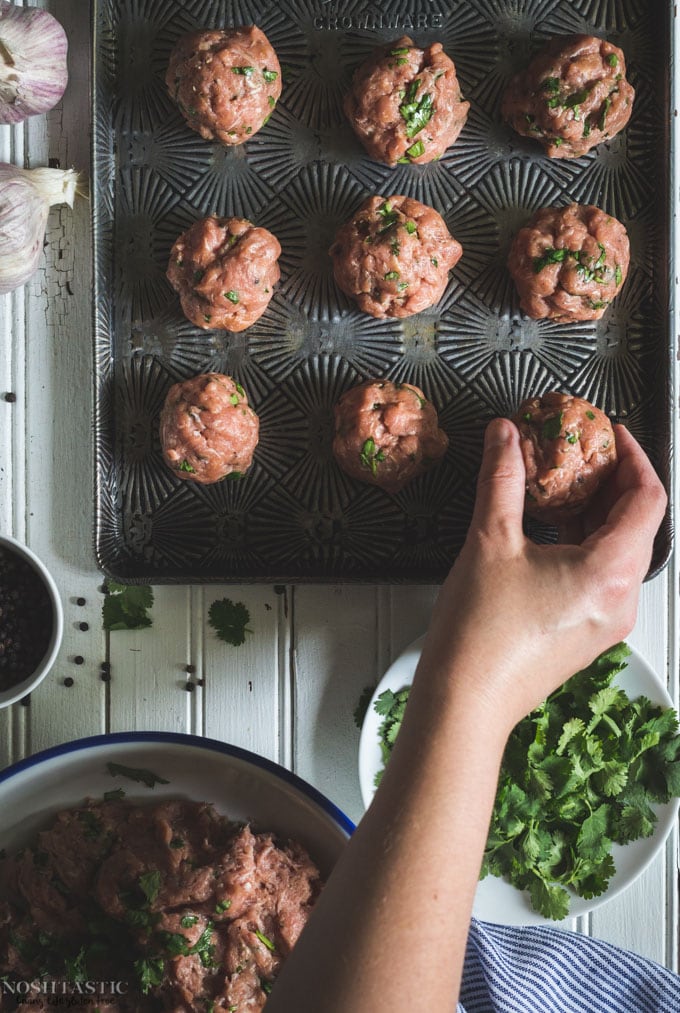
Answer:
[108,585,193,733]
[387,584,439,660]
[292,585,380,826]
[17,3,104,755]
[201,584,281,762]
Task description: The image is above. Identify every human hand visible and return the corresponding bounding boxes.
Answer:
[416,417,667,734]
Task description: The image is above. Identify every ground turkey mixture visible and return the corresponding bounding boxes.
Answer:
[0,798,321,1012]
[167,216,280,332]
[160,373,259,484]
[329,195,462,319]
[502,34,634,158]
[166,26,281,146]
[344,35,469,165]
[333,380,449,493]
[513,392,617,523]
[507,203,629,322]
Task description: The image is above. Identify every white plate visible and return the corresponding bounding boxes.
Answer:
[0,732,354,878]
[358,637,679,925]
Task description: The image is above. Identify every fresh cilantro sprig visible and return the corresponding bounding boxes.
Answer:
[208,598,253,647]
[102,581,154,632]
[362,643,680,918]
[373,687,410,787]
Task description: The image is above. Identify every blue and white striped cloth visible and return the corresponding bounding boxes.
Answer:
[458,920,680,1013]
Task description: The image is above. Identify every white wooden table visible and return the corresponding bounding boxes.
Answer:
[0,0,677,978]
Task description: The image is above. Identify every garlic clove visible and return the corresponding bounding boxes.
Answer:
[0,3,68,125]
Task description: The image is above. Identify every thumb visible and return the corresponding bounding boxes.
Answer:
[470,418,526,541]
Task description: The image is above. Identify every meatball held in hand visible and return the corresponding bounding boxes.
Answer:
[345,35,469,165]
[160,373,259,484]
[329,195,462,319]
[508,204,629,322]
[333,380,448,494]
[502,34,634,159]
[166,26,281,145]
[167,216,280,332]
[513,392,617,523]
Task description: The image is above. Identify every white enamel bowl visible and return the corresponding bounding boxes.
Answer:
[0,732,354,877]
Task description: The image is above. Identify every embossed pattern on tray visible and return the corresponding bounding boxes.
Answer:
[92,0,672,582]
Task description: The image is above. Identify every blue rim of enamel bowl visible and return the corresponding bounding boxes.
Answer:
[0,731,356,836]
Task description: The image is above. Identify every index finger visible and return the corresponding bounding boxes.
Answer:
[581,425,667,578]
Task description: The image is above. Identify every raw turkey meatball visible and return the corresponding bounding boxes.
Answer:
[508,203,629,322]
[514,392,617,523]
[167,215,281,332]
[160,373,259,484]
[344,35,469,165]
[502,34,634,158]
[333,380,448,493]
[166,25,281,146]
[329,195,462,319]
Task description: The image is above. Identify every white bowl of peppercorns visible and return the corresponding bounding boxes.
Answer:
[0,535,63,708]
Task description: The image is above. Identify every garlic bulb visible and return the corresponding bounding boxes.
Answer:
[0,3,68,124]
[0,164,80,294]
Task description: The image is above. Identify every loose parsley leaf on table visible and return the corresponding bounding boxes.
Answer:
[208,598,253,647]
[102,581,154,632]
[362,643,680,918]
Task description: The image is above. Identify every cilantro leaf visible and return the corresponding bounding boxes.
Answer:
[528,876,570,921]
[102,581,154,632]
[208,598,253,647]
[576,804,611,862]
[135,956,164,995]
[138,870,161,905]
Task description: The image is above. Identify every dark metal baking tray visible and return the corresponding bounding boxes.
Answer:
[92,0,672,582]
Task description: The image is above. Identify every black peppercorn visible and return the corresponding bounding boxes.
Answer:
[63,677,74,688]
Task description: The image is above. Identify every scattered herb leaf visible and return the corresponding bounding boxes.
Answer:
[399,79,434,138]
[359,438,386,477]
[208,598,253,647]
[102,581,154,632]
[533,247,567,273]
[106,762,170,788]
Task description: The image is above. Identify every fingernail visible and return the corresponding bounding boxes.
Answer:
[484,418,514,448]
